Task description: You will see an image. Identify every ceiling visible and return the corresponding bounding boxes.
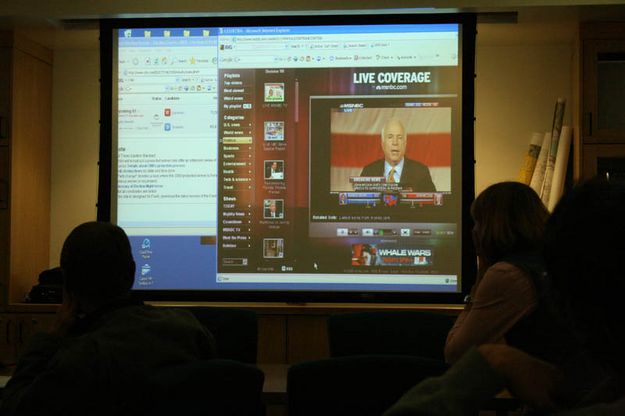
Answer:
[1,1,625,50]
[0,0,624,19]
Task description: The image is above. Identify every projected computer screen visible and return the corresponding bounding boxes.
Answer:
[106,16,475,299]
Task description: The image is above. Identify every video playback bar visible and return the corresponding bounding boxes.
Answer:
[338,192,445,207]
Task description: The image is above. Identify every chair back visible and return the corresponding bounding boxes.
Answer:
[287,355,447,416]
[327,310,454,360]
[188,307,258,364]
[142,359,265,416]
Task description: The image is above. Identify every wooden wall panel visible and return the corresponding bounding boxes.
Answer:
[0,46,10,144]
[257,315,287,364]
[286,315,329,364]
[9,47,52,303]
[0,147,9,307]
[0,46,11,307]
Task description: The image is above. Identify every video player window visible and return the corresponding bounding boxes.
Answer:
[103,16,475,301]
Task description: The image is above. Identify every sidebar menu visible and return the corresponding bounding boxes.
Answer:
[219,70,255,270]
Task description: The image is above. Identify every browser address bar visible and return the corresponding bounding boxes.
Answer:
[227,42,287,51]
[223,38,439,52]
[220,55,287,64]
[228,40,344,50]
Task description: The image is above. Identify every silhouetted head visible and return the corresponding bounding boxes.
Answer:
[544,177,625,370]
[471,181,549,268]
[60,222,135,307]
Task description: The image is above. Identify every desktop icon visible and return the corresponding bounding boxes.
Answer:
[141,238,151,249]
[141,264,151,276]
[164,123,171,131]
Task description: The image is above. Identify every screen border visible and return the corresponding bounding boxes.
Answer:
[98,12,477,304]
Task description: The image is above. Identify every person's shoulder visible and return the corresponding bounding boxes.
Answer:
[106,304,204,331]
[140,305,200,323]
[474,262,538,310]
[480,261,537,298]
[364,159,384,168]
[361,159,384,175]
[404,157,429,171]
[487,261,533,281]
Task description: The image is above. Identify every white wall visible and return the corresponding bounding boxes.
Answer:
[47,22,576,265]
[474,43,574,193]
[49,49,100,266]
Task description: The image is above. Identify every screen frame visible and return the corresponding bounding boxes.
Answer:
[98,12,477,304]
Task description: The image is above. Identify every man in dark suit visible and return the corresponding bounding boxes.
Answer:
[264,200,284,219]
[360,118,436,192]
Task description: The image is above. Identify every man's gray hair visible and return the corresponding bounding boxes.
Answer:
[380,118,406,143]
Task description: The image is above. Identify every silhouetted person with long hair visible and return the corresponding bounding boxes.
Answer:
[385,177,625,415]
[446,181,554,363]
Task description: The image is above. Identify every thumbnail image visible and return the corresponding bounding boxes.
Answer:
[338,192,348,205]
[264,83,285,103]
[351,244,378,266]
[352,243,433,267]
[264,160,285,180]
[263,199,284,219]
[264,121,285,141]
[382,193,399,207]
[263,238,284,258]
[434,193,444,206]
